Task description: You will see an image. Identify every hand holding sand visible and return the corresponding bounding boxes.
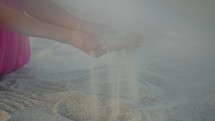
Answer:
[67,30,143,57]
[67,30,107,58]
[71,20,143,57]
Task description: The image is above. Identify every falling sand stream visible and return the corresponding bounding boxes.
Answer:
[87,34,141,121]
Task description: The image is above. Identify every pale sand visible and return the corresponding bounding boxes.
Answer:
[1,1,215,121]
[0,73,146,121]
[0,75,141,121]
[1,34,214,121]
[55,91,140,121]
[0,110,10,121]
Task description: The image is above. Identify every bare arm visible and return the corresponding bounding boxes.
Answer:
[0,3,108,57]
[22,0,80,30]
[0,3,71,43]
[22,0,118,36]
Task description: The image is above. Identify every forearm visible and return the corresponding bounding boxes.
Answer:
[0,3,71,43]
[22,0,80,30]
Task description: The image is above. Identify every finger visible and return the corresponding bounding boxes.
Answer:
[88,44,108,58]
[89,50,107,58]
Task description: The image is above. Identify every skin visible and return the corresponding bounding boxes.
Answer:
[0,0,142,57]
[22,0,117,37]
[0,0,115,57]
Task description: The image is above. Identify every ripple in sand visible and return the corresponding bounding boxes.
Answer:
[55,91,141,121]
[0,78,67,115]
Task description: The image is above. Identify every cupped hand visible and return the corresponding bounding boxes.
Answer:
[68,19,144,57]
[68,30,107,58]
[67,30,143,57]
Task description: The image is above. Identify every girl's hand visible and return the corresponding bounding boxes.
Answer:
[68,30,107,58]
[71,20,144,57]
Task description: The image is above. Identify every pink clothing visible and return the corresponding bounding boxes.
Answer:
[0,0,31,75]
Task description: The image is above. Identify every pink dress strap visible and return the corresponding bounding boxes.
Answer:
[0,0,31,75]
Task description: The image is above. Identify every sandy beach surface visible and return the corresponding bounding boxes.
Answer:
[0,0,215,121]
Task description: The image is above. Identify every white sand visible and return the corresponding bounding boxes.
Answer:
[1,0,215,121]
[1,32,214,121]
